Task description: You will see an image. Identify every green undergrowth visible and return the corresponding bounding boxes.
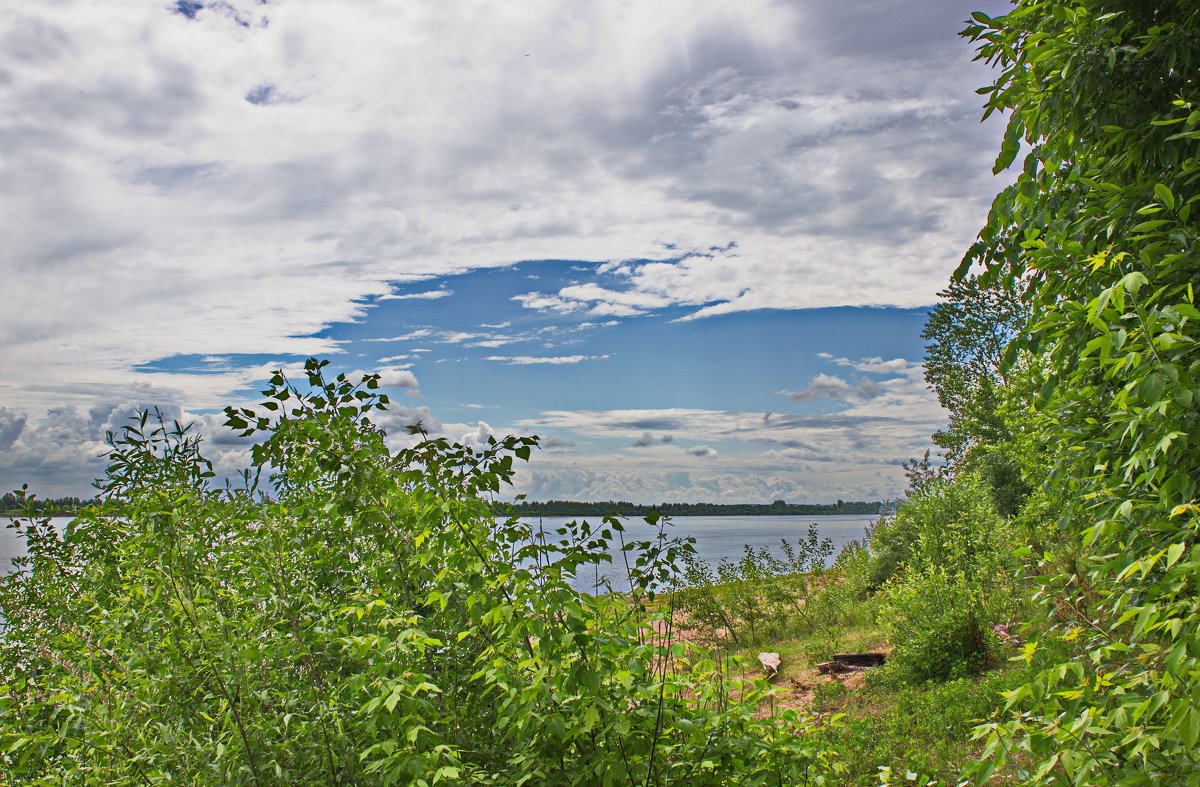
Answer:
[808,664,1035,786]
[0,363,845,786]
[700,587,1062,787]
[668,527,1054,786]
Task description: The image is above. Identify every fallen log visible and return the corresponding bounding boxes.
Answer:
[816,652,886,675]
[831,653,885,667]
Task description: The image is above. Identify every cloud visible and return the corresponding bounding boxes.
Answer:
[3,1,1005,401]
[244,83,301,106]
[378,289,453,301]
[778,373,882,402]
[515,282,674,317]
[0,408,28,452]
[540,435,577,450]
[631,431,675,447]
[485,355,608,365]
[511,460,899,505]
[374,404,443,441]
[468,336,520,348]
[511,293,587,314]
[459,421,496,450]
[819,353,915,375]
[376,369,419,389]
[631,431,655,447]
[687,444,718,459]
[370,328,533,350]
[763,447,820,461]
[516,361,946,473]
[0,401,254,497]
[2,1,1001,495]
[366,330,433,343]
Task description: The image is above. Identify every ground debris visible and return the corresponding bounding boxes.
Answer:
[815,652,885,675]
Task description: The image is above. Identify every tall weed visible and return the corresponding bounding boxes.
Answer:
[677,525,865,653]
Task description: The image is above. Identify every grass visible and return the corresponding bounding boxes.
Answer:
[807,664,1032,785]
[663,569,1034,785]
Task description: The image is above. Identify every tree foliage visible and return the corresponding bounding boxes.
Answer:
[0,360,839,785]
[959,2,1200,783]
[922,275,1027,465]
[876,474,1022,684]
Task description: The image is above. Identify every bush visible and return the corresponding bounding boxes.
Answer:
[866,474,1010,589]
[677,525,844,647]
[0,361,838,786]
[878,568,989,683]
[871,475,1021,684]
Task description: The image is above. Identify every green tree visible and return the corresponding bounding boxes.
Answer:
[921,274,1040,517]
[921,275,1027,464]
[961,3,1200,783]
[876,474,1021,683]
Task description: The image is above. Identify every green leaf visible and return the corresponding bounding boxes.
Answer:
[1121,271,1150,295]
[1137,373,1166,403]
[1154,183,1176,210]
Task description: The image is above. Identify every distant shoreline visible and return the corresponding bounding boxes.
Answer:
[3,502,886,520]
[493,500,883,518]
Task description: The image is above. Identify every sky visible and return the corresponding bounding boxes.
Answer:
[0,0,1013,504]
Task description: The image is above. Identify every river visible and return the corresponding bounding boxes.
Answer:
[3,513,878,592]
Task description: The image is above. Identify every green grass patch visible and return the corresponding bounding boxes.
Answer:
[808,663,1036,785]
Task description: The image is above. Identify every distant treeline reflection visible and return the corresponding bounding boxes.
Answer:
[494,498,882,518]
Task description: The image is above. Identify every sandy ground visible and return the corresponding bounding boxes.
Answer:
[646,613,888,718]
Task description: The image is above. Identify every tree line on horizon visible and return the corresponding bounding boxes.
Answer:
[0,493,883,521]
[0,493,100,516]
[493,498,882,518]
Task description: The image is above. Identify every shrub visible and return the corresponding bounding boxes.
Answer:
[677,525,843,648]
[877,568,989,683]
[0,361,838,785]
[867,474,1011,589]
[871,475,1021,684]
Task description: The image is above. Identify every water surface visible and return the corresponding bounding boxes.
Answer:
[3,514,877,592]
[519,514,875,592]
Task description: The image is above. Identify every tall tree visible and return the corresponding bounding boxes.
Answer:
[963,2,1200,783]
[921,274,1027,466]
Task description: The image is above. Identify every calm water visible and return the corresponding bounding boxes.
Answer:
[3,514,876,592]
[2,516,73,573]
[520,514,875,592]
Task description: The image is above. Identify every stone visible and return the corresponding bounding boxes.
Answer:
[758,652,782,677]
